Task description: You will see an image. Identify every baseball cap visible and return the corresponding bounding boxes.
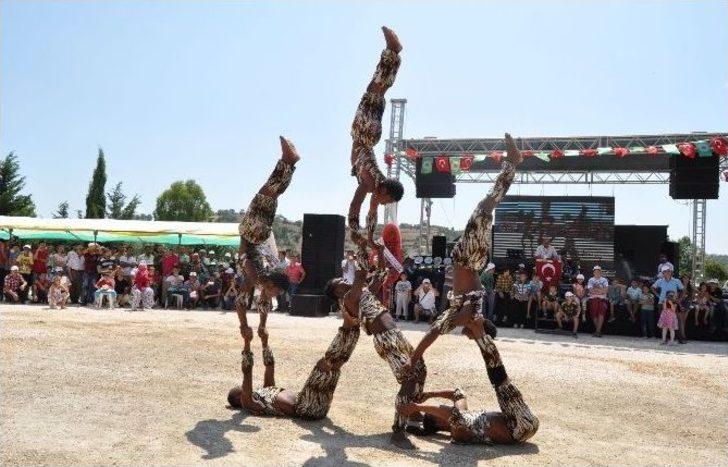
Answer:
[576,274,585,280]
[224,252,232,258]
[226,268,234,274]
[518,263,525,269]
[707,278,719,284]
[565,291,574,298]
[593,265,602,270]
[23,244,31,249]
[660,265,673,273]
[208,250,215,255]
[189,271,197,277]
[422,278,431,284]
[10,265,18,271]
[485,262,495,272]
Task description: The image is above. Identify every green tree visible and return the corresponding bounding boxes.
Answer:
[53,201,70,219]
[704,258,728,282]
[106,182,141,220]
[677,236,692,275]
[213,208,241,223]
[154,180,213,222]
[85,148,107,219]
[0,152,37,216]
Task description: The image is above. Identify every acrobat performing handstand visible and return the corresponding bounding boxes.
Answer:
[348,27,405,251]
[235,136,299,341]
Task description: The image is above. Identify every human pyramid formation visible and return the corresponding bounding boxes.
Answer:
[226,27,538,449]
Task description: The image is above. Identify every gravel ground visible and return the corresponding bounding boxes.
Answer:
[2,305,727,466]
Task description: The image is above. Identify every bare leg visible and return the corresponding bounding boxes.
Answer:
[261,333,275,388]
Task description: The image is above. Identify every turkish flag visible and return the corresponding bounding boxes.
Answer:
[711,137,728,156]
[678,143,697,159]
[551,149,564,159]
[461,155,474,170]
[614,147,629,158]
[646,145,660,155]
[490,151,503,163]
[536,259,563,289]
[405,147,419,160]
[581,148,598,158]
[435,156,451,173]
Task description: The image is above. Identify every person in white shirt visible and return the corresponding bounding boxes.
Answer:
[587,265,609,337]
[534,237,560,261]
[394,272,412,320]
[414,279,437,323]
[656,254,674,279]
[66,244,85,304]
[341,250,357,284]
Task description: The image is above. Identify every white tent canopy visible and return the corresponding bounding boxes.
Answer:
[0,216,239,235]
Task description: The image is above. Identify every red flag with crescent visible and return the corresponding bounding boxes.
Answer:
[536,259,562,289]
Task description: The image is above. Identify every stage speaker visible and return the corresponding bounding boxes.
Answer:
[415,158,456,198]
[299,214,345,295]
[432,235,447,258]
[290,294,332,317]
[660,241,680,276]
[669,154,719,199]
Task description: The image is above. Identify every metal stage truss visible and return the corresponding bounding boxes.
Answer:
[382,98,727,279]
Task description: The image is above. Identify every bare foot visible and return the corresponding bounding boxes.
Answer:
[390,431,417,450]
[504,133,523,165]
[279,136,300,165]
[382,26,402,53]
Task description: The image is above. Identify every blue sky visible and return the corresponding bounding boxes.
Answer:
[2,1,727,253]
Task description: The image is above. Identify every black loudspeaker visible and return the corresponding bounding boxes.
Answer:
[660,241,680,276]
[432,235,447,258]
[669,155,719,199]
[299,214,345,295]
[290,294,331,317]
[415,158,456,198]
[614,225,668,279]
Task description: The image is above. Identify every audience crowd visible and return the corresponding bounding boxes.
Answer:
[0,240,304,313]
[3,240,726,343]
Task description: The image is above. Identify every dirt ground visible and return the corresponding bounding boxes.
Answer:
[1,305,727,466]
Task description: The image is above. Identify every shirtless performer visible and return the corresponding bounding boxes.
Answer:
[227,307,360,420]
[398,316,539,444]
[236,137,298,340]
[348,27,405,252]
[405,133,523,367]
[324,238,425,450]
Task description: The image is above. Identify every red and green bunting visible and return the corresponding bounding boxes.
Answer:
[388,137,728,174]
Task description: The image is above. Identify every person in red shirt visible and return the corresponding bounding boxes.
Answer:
[33,242,49,278]
[285,254,306,297]
[161,248,179,278]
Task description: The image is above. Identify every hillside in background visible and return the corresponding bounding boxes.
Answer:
[212,209,462,256]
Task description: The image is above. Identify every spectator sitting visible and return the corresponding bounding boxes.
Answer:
[540,284,559,319]
[695,282,711,326]
[221,275,238,310]
[202,277,221,309]
[414,278,437,324]
[556,291,580,337]
[3,265,27,303]
[48,275,70,309]
[638,284,656,338]
[185,271,201,309]
[131,263,154,311]
[607,278,626,323]
[625,279,642,323]
[527,273,543,321]
[33,272,50,304]
[705,279,725,333]
[94,272,117,309]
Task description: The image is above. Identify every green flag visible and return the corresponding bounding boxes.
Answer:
[450,157,461,174]
[597,147,611,155]
[695,140,713,157]
[421,156,433,174]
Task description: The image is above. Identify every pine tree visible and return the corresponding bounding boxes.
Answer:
[85,148,107,219]
[53,201,70,219]
[106,182,141,220]
[0,152,37,216]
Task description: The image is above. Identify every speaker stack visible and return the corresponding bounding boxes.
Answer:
[415,157,456,198]
[669,154,719,199]
[431,235,447,258]
[291,214,345,316]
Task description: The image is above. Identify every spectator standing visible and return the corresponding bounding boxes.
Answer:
[573,274,588,323]
[625,279,642,323]
[341,250,357,284]
[3,265,27,303]
[137,246,155,270]
[495,269,514,324]
[66,245,85,303]
[657,291,679,345]
[82,243,100,305]
[638,284,656,338]
[652,266,683,307]
[0,241,8,299]
[587,265,609,337]
[285,254,306,300]
[479,262,496,321]
[414,279,437,323]
[161,249,180,279]
[656,254,674,279]
[50,245,68,275]
[33,242,49,279]
[394,272,412,321]
[511,270,531,328]
[274,250,291,311]
[534,237,561,261]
